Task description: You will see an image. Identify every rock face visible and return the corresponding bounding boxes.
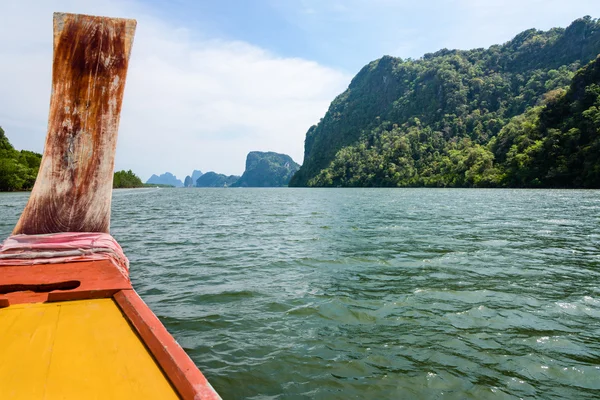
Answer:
[195,172,240,187]
[232,152,300,187]
[182,170,203,187]
[146,172,184,187]
[191,170,203,184]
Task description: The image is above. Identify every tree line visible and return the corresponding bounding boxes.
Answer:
[0,127,42,191]
[0,127,144,191]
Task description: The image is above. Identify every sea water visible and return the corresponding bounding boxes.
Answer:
[1,188,599,399]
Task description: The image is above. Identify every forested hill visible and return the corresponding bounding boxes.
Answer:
[494,54,600,187]
[232,152,300,187]
[0,127,42,191]
[289,16,600,188]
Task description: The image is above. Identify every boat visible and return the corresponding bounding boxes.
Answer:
[0,12,220,399]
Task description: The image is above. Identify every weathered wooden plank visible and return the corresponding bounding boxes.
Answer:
[13,13,136,234]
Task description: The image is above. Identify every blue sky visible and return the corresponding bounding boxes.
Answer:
[140,0,600,72]
[1,0,599,181]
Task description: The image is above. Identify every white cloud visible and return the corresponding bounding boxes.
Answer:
[0,0,350,181]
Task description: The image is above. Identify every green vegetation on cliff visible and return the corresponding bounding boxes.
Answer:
[113,170,144,188]
[290,17,600,188]
[494,55,600,187]
[232,152,300,187]
[0,127,42,191]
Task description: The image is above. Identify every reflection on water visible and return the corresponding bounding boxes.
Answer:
[1,188,599,399]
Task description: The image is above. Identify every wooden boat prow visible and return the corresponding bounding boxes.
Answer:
[0,13,220,400]
[14,12,135,235]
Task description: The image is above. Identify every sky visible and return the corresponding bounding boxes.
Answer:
[1,0,599,181]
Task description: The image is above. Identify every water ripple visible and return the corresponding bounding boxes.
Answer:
[1,188,600,399]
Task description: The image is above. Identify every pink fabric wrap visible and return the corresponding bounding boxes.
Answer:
[0,232,129,278]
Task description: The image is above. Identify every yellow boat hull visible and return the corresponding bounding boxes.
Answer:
[0,299,179,399]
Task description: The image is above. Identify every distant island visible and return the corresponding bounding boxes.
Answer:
[195,172,240,187]
[184,170,204,187]
[290,16,600,188]
[150,151,300,188]
[146,172,184,187]
[232,152,300,187]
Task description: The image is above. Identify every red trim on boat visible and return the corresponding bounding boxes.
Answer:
[114,290,221,400]
[0,259,221,399]
[0,260,131,306]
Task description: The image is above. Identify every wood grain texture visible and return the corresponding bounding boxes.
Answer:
[13,13,136,234]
